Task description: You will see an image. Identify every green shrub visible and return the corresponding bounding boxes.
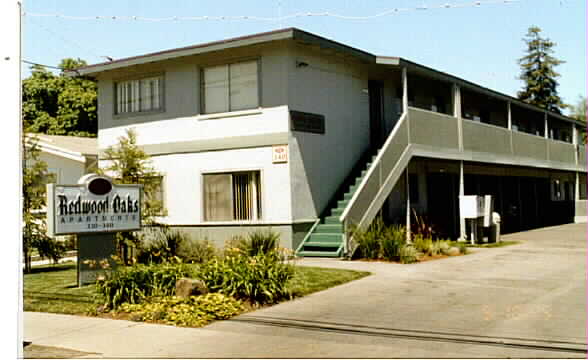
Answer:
[380,225,405,261]
[228,229,280,256]
[399,244,418,264]
[95,262,196,309]
[457,242,468,255]
[351,217,387,260]
[177,238,218,264]
[197,249,294,304]
[137,227,190,264]
[120,293,245,327]
[413,234,434,255]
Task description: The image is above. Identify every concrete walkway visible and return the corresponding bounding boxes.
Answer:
[24,223,587,358]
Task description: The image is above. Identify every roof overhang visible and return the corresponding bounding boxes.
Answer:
[74,28,374,77]
[25,135,91,163]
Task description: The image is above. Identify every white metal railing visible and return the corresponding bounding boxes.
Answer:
[339,112,411,255]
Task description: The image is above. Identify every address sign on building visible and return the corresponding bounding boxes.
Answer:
[47,174,142,236]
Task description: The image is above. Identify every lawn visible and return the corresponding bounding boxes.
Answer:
[23,262,370,316]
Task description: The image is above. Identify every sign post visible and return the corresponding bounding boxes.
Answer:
[47,174,142,286]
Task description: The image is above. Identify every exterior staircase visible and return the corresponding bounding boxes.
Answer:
[295,155,376,258]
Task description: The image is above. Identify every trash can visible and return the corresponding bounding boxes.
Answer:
[489,212,501,243]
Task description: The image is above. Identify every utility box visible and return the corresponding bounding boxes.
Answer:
[459,195,484,219]
[459,195,493,244]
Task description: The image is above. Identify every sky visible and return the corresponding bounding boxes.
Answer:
[20,0,587,113]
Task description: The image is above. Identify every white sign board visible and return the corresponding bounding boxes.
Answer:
[459,195,484,219]
[272,145,288,163]
[47,175,142,236]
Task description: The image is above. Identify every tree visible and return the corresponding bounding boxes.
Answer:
[100,129,166,263]
[517,26,566,114]
[22,58,97,137]
[22,136,65,273]
[569,95,587,144]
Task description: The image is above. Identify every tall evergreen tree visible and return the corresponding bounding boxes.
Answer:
[517,26,566,114]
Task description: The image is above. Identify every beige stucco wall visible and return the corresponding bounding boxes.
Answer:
[287,43,371,220]
[96,42,290,132]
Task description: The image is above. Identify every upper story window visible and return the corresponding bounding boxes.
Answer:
[202,60,259,114]
[115,75,163,115]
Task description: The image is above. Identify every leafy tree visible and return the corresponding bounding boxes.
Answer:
[22,58,97,137]
[22,136,65,273]
[569,95,587,144]
[100,129,166,263]
[517,26,566,114]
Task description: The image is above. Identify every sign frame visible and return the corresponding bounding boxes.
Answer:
[47,175,142,236]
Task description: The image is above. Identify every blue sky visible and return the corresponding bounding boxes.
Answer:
[21,0,586,112]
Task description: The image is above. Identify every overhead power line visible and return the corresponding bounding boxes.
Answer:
[21,59,64,70]
[22,0,521,22]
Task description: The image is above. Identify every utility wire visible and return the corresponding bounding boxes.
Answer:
[21,60,81,75]
[22,0,520,22]
[26,17,105,61]
[22,59,63,70]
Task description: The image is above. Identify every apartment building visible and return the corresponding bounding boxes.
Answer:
[76,28,587,257]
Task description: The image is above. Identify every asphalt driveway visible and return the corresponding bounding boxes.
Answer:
[24,223,587,358]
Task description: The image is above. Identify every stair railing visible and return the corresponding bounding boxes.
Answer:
[339,111,411,256]
[294,218,321,255]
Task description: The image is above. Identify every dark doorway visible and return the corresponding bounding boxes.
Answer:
[427,172,459,239]
[368,80,385,151]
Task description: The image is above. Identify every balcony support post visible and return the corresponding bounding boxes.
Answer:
[405,168,411,244]
[575,172,580,201]
[459,160,466,242]
[544,113,549,139]
[507,101,512,130]
[453,84,463,151]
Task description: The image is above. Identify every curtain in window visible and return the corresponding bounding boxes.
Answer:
[203,174,232,221]
[204,65,229,113]
[229,61,258,111]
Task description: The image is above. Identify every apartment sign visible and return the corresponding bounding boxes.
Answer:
[47,174,142,236]
[272,145,288,163]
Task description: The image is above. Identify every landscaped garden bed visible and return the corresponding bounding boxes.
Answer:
[24,229,370,328]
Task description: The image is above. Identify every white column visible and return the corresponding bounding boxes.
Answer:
[454,85,463,151]
[575,172,580,201]
[459,161,466,241]
[406,168,411,244]
[544,113,549,139]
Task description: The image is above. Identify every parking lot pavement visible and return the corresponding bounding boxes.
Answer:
[24,223,587,358]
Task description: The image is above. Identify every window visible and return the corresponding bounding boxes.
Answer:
[202,60,259,114]
[203,171,262,221]
[115,76,163,115]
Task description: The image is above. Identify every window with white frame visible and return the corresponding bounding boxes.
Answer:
[115,76,163,115]
[203,171,262,221]
[202,60,259,114]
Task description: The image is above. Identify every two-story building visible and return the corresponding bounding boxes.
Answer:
[76,28,587,257]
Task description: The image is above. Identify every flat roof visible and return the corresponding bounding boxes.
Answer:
[75,27,583,126]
